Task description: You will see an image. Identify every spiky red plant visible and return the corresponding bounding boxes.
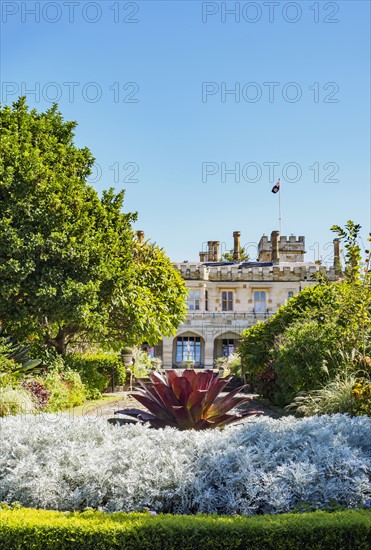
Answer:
[116,369,262,430]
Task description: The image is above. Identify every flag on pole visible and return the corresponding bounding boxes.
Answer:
[271,178,280,193]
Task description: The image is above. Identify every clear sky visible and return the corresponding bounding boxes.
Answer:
[1,0,370,263]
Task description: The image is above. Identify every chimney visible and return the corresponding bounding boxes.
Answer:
[213,241,220,262]
[233,231,241,262]
[271,230,280,263]
[333,238,341,273]
[199,251,206,262]
[207,241,213,262]
[136,230,145,244]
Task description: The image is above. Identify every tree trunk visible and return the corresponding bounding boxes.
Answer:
[45,329,68,355]
[54,337,68,355]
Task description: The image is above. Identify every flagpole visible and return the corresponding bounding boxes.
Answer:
[271,178,281,232]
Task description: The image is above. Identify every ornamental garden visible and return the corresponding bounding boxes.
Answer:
[0,100,370,548]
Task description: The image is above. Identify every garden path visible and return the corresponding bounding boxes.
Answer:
[81,392,283,420]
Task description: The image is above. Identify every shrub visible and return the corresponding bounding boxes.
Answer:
[64,355,109,397]
[150,357,162,370]
[214,353,242,377]
[239,278,371,386]
[287,372,359,416]
[21,380,50,409]
[0,387,36,417]
[38,370,69,411]
[0,370,19,389]
[352,378,371,415]
[0,342,18,385]
[29,345,65,372]
[118,369,261,429]
[256,362,278,402]
[0,414,370,514]
[130,348,153,378]
[214,356,227,370]
[272,319,341,405]
[0,507,371,550]
[64,353,126,398]
[60,371,86,408]
[38,369,86,411]
[239,283,339,378]
[0,334,42,382]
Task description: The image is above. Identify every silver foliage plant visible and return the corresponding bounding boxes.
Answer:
[0,414,370,515]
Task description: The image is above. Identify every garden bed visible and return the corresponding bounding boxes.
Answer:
[1,414,370,515]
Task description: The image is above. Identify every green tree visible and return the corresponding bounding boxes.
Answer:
[221,247,250,262]
[0,99,186,353]
[272,318,343,405]
[331,221,371,355]
[239,221,371,404]
[239,282,338,379]
[107,239,187,347]
[0,98,135,353]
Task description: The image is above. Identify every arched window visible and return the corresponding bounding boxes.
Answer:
[222,339,235,357]
[176,336,201,362]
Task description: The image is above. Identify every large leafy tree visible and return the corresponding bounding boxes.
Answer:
[0,98,186,353]
[239,221,371,405]
[238,282,339,378]
[107,239,188,347]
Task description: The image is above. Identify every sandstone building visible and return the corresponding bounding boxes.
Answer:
[149,231,340,369]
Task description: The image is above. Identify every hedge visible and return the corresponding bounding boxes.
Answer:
[64,353,126,398]
[0,508,370,550]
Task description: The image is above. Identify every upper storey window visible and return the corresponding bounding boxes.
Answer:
[188,289,200,310]
[221,291,233,311]
[254,291,266,313]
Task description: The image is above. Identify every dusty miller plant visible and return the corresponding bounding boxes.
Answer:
[0,414,370,515]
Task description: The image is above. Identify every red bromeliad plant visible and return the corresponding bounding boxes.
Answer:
[116,369,262,430]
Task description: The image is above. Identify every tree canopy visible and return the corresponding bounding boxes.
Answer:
[238,221,371,405]
[107,239,188,347]
[221,247,250,262]
[0,98,187,353]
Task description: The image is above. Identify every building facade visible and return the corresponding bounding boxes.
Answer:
[151,230,340,369]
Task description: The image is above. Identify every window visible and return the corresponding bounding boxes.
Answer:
[221,291,233,311]
[288,291,294,300]
[254,291,266,313]
[188,289,200,310]
[176,336,201,363]
[205,290,209,311]
[222,339,235,357]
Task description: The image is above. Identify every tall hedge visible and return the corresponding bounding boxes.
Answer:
[64,353,126,398]
[238,283,339,379]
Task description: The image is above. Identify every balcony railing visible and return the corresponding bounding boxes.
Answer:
[183,311,276,321]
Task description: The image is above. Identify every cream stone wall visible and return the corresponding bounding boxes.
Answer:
[158,232,339,368]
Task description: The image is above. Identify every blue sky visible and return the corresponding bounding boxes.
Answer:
[1,0,370,262]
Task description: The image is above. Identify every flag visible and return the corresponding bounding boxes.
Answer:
[271,179,280,193]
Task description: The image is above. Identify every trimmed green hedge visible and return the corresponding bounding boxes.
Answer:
[0,508,370,549]
[64,353,126,398]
